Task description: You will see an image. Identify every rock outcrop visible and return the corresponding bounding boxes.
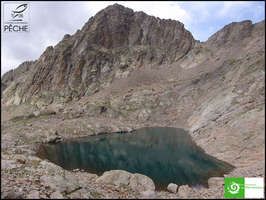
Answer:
[206,20,253,48]
[96,170,155,193]
[1,3,194,106]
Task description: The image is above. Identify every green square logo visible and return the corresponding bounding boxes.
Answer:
[225,177,245,198]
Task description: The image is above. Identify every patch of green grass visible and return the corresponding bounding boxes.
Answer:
[61,192,68,198]
[257,104,265,112]
[87,127,96,134]
[120,185,138,195]
[72,89,79,95]
[120,184,127,189]
[126,108,138,113]
[239,111,249,119]
[28,160,40,168]
[76,60,85,76]
[220,75,226,81]
[228,59,237,65]
[3,167,21,174]
[232,87,237,94]
[90,191,103,199]
[118,110,129,119]
[10,115,26,122]
[111,90,120,95]
[10,113,35,123]
[103,101,112,109]
[231,98,240,105]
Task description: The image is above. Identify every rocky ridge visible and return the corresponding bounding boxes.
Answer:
[1,4,265,199]
[2,4,194,106]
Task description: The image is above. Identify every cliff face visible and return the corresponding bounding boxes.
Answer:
[1,4,265,199]
[1,4,194,105]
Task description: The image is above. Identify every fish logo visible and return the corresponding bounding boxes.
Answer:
[3,2,30,32]
[11,4,28,20]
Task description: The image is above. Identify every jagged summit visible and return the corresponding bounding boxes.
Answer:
[96,3,134,15]
[1,4,264,108]
[2,4,195,105]
[78,3,194,51]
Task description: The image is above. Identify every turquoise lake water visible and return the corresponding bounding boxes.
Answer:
[37,127,234,189]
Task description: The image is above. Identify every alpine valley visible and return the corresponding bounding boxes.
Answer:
[1,4,265,199]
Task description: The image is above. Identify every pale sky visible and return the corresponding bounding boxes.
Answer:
[1,1,265,76]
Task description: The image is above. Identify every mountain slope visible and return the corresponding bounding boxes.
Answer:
[1,4,265,199]
[2,3,194,106]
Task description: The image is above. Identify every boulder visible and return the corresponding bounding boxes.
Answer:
[95,170,132,187]
[167,183,178,193]
[96,170,156,193]
[129,173,155,192]
[46,135,63,144]
[40,173,80,194]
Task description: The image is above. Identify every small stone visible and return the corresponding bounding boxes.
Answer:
[167,183,178,193]
[50,191,64,199]
[16,158,26,164]
[46,135,63,144]
[40,194,48,198]
[69,188,91,199]
[208,177,224,188]
[177,185,191,198]
[26,190,40,199]
[139,190,157,199]
[33,110,41,117]
[137,109,151,122]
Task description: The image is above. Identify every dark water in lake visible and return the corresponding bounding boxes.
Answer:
[36,127,234,189]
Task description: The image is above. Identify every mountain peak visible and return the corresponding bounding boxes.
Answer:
[207,20,253,47]
[1,4,196,105]
[104,3,132,11]
[93,3,134,19]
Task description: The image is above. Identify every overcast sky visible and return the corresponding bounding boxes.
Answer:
[1,1,265,76]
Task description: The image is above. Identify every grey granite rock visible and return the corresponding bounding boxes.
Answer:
[167,183,178,193]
